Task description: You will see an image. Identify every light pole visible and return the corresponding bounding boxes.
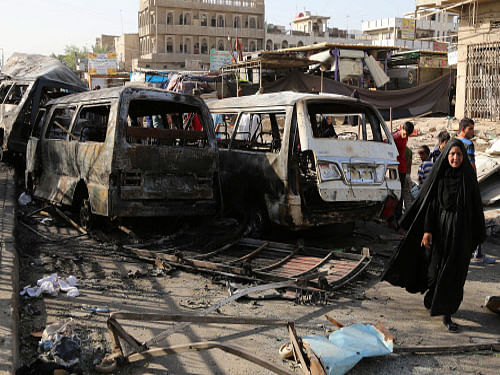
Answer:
[346,15,350,38]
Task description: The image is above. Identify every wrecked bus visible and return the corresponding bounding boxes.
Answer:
[208,92,401,233]
[0,54,87,159]
[25,86,218,228]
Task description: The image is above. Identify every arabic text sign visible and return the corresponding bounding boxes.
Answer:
[402,18,415,40]
[88,53,117,75]
[210,50,233,71]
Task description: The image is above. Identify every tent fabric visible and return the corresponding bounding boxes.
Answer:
[261,71,454,120]
[2,53,87,89]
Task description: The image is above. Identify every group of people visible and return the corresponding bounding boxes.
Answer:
[384,117,493,333]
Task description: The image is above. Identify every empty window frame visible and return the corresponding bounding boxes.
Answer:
[45,106,76,140]
[232,112,284,152]
[71,104,111,143]
[126,100,208,148]
[307,103,388,142]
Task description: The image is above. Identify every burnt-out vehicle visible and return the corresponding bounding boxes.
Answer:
[26,86,218,228]
[208,92,401,233]
[0,54,87,158]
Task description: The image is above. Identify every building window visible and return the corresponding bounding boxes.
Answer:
[184,13,191,25]
[179,14,183,25]
[218,40,225,51]
[266,39,273,51]
[201,14,207,26]
[281,40,288,49]
[166,38,173,53]
[167,12,173,25]
[211,15,217,27]
[298,41,304,47]
[234,16,240,28]
[218,15,225,27]
[201,39,208,54]
[194,42,199,54]
[249,41,256,52]
[250,17,256,29]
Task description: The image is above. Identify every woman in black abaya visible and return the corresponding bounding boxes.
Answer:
[382,139,485,332]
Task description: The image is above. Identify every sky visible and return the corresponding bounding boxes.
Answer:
[0,0,416,62]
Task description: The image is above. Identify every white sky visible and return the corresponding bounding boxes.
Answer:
[0,0,416,62]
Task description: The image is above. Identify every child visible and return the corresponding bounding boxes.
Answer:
[417,145,433,187]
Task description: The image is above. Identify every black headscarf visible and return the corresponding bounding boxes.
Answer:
[382,139,485,314]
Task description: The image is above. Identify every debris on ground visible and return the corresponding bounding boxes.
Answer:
[20,274,79,298]
[484,295,500,314]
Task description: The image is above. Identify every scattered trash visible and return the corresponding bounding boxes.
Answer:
[302,323,393,375]
[127,269,147,278]
[82,305,110,314]
[20,274,79,298]
[484,296,500,314]
[38,319,81,369]
[41,218,53,226]
[18,192,32,206]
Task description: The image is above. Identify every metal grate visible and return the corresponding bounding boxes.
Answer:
[465,42,500,121]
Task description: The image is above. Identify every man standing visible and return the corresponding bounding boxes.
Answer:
[417,145,433,187]
[457,118,495,264]
[393,121,415,222]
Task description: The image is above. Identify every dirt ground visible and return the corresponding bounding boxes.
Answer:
[15,117,500,375]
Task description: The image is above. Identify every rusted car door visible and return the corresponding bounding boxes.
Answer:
[35,105,77,205]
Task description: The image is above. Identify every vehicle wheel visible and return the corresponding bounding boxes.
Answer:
[247,202,270,239]
[79,198,93,230]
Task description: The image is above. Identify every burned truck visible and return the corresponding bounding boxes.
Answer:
[0,53,87,159]
[26,86,218,228]
[208,92,401,233]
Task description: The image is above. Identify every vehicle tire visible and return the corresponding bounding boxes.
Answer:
[247,201,270,239]
[79,198,93,230]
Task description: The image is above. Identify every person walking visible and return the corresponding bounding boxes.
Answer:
[430,130,450,163]
[392,121,414,223]
[382,139,486,332]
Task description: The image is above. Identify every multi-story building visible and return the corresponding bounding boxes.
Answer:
[96,34,119,52]
[417,0,500,120]
[138,0,265,70]
[362,10,458,51]
[265,11,370,51]
[115,33,140,72]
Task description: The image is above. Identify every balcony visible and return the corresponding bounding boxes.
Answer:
[140,52,211,64]
[141,24,265,39]
[153,0,265,14]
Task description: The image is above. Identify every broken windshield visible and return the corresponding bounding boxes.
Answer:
[307,102,388,142]
[126,99,209,148]
[3,84,29,105]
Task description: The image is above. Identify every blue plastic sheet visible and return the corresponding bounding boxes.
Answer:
[303,323,393,375]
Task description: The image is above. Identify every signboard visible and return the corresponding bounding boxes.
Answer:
[432,42,448,52]
[209,50,233,71]
[448,50,458,66]
[88,53,117,75]
[401,18,416,40]
[420,55,448,68]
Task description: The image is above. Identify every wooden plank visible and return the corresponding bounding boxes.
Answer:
[127,341,296,375]
[288,323,311,375]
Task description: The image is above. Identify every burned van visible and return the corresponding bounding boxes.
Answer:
[208,92,401,232]
[0,54,87,157]
[26,86,218,228]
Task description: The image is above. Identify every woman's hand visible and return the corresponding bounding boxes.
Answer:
[421,232,433,249]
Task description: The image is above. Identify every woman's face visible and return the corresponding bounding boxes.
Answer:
[448,146,463,168]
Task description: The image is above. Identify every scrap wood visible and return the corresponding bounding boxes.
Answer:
[98,313,297,375]
[324,315,344,328]
[288,323,311,375]
[53,206,87,235]
[394,341,500,354]
[125,341,296,375]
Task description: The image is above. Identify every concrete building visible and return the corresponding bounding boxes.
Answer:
[417,0,500,120]
[115,33,140,72]
[362,10,458,51]
[265,11,372,51]
[96,34,119,52]
[137,0,265,70]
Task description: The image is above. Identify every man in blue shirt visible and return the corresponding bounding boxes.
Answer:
[457,118,495,264]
